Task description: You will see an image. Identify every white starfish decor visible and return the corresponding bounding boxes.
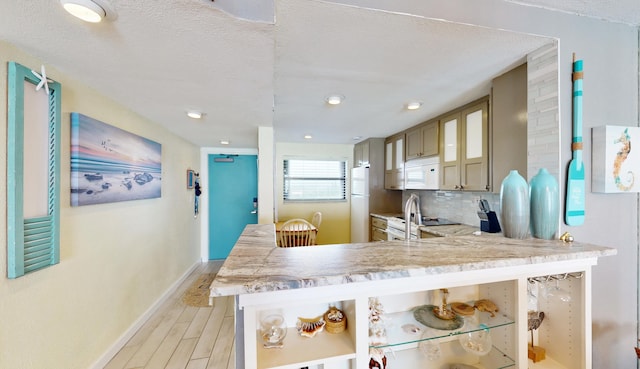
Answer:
[31,65,53,95]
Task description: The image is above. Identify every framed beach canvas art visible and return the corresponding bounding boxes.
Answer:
[70,113,162,206]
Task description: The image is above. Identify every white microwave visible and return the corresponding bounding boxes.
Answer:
[404,156,440,190]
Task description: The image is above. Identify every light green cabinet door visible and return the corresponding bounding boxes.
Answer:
[384,134,404,190]
[440,98,489,191]
[461,101,489,191]
[406,120,439,160]
[440,113,460,190]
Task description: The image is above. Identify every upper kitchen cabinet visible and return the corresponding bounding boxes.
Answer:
[490,63,527,192]
[352,138,387,191]
[353,139,370,167]
[405,120,439,160]
[384,133,404,190]
[440,97,489,191]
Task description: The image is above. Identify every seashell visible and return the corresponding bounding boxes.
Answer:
[326,308,344,322]
[473,299,499,317]
[296,316,325,337]
[451,302,475,316]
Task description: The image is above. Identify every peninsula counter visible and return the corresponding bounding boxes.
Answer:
[210,224,615,369]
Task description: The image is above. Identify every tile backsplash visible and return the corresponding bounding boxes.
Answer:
[403,190,500,229]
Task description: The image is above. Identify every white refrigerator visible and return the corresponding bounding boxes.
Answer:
[350,166,370,243]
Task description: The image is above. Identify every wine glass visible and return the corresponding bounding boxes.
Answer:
[527,278,539,311]
[546,278,572,302]
[419,336,442,361]
[458,328,492,356]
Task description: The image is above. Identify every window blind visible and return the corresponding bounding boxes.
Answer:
[283,159,346,201]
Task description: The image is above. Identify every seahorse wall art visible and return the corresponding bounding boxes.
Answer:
[612,128,634,191]
[592,125,640,193]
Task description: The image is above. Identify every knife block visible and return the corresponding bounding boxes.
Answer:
[480,211,501,233]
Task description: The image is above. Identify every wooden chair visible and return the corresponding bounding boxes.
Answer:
[311,211,322,229]
[279,219,316,247]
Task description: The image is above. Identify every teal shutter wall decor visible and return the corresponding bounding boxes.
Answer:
[7,61,61,278]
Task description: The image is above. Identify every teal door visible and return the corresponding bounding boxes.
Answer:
[208,154,258,259]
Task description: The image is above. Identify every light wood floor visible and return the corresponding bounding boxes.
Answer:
[104,261,235,369]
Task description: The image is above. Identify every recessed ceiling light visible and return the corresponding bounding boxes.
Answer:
[353,136,362,141]
[325,95,344,105]
[220,139,230,145]
[187,111,203,119]
[60,0,109,23]
[407,101,423,110]
[304,134,313,139]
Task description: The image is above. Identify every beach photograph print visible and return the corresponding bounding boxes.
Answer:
[70,113,162,206]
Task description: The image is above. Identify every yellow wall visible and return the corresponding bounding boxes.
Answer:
[0,41,201,369]
[275,142,353,245]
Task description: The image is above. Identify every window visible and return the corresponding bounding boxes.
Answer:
[283,159,346,201]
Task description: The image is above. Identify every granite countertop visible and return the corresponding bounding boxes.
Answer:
[209,224,616,297]
[370,212,483,237]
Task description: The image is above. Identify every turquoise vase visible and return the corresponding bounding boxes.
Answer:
[500,170,530,239]
[529,168,559,240]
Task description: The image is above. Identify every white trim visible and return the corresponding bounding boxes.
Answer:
[89,261,201,369]
[199,147,259,260]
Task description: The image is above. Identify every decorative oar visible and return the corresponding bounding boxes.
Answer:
[565,53,585,226]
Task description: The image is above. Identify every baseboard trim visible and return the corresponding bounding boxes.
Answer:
[90,261,201,369]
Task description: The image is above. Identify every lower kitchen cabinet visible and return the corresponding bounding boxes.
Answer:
[371,216,388,241]
[235,259,597,369]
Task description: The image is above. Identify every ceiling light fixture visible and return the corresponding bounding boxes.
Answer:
[60,0,105,22]
[220,139,230,145]
[304,134,313,139]
[407,101,423,110]
[325,95,344,105]
[187,111,203,119]
[60,0,117,23]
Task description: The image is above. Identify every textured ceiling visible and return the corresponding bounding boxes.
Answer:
[0,0,636,148]
[507,0,640,26]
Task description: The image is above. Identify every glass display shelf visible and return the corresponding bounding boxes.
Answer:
[371,307,514,349]
[384,341,515,369]
[256,327,355,369]
[529,355,567,369]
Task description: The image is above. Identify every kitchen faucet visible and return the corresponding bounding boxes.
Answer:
[404,193,422,240]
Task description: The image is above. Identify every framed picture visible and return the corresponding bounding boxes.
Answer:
[187,169,195,189]
[70,112,162,206]
[592,125,640,193]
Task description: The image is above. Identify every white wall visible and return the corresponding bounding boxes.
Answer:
[329,1,639,366]
[0,41,202,369]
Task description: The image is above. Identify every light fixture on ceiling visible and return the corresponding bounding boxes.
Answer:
[407,101,423,110]
[220,139,230,145]
[187,111,203,119]
[304,134,313,139]
[60,0,117,23]
[325,95,344,105]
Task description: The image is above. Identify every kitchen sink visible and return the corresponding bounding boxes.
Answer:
[392,215,459,226]
[421,218,460,226]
